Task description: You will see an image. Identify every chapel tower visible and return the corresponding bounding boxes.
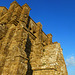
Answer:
[0,1,68,75]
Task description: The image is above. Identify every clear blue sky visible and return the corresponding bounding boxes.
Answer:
[0,0,75,75]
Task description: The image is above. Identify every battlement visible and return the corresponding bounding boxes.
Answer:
[0,1,53,45]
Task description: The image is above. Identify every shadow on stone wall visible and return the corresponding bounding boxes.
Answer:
[26,16,30,28]
[25,35,33,75]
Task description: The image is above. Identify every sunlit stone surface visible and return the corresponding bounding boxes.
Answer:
[0,1,68,75]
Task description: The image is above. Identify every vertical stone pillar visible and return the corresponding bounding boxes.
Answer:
[10,6,22,25]
[0,24,16,75]
[22,3,31,16]
[8,1,21,24]
[0,7,8,17]
[47,33,53,44]
[30,22,44,74]
[19,3,31,28]
[36,22,42,42]
[1,25,28,75]
[9,1,19,11]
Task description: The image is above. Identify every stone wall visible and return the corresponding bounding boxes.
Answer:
[0,1,68,75]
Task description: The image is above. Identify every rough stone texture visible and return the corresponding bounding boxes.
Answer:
[0,1,68,75]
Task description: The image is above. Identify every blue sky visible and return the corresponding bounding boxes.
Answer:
[0,0,75,75]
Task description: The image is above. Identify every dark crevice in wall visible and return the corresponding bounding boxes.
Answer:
[25,35,33,75]
[0,38,2,40]
[26,16,30,28]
